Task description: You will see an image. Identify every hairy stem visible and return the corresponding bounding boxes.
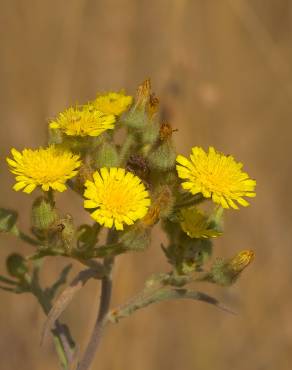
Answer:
[119,132,135,166]
[77,257,114,370]
[28,274,75,369]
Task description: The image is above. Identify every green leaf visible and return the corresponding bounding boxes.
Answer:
[81,243,127,258]
[108,287,234,323]
[41,268,100,345]
[0,275,18,285]
[27,248,65,260]
[0,208,18,234]
[45,264,73,300]
[0,285,16,293]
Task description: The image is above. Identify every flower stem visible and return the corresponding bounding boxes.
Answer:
[119,131,135,166]
[77,257,114,370]
[174,193,204,210]
[27,272,75,369]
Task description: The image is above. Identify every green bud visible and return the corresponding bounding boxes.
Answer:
[95,141,119,167]
[31,197,58,231]
[58,215,75,249]
[140,121,159,145]
[0,208,18,233]
[48,128,62,145]
[122,79,159,131]
[148,140,176,171]
[209,250,254,286]
[122,108,150,129]
[6,253,28,278]
[120,224,151,251]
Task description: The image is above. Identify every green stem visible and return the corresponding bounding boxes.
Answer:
[174,193,204,210]
[77,257,114,370]
[19,231,40,246]
[46,189,55,206]
[119,132,135,166]
[77,230,117,370]
[28,274,74,369]
[8,225,40,246]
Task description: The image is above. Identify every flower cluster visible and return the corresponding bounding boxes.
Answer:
[5,83,256,237]
[1,80,257,369]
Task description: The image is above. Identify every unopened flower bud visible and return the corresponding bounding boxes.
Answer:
[120,224,151,251]
[122,108,150,129]
[209,250,254,286]
[122,79,152,129]
[95,141,119,167]
[57,215,75,249]
[0,208,18,233]
[148,123,177,171]
[31,197,58,231]
[140,121,160,145]
[6,253,28,278]
[148,140,176,171]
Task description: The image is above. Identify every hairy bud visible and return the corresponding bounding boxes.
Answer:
[31,197,58,231]
[209,250,254,286]
[6,253,28,278]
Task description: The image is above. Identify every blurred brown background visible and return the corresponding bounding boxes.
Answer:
[0,1,291,369]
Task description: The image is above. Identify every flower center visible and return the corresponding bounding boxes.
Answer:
[101,183,132,216]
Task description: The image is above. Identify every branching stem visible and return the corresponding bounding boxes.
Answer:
[28,273,75,369]
[77,256,114,370]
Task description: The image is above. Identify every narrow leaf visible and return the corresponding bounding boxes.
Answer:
[84,243,127,258]
[0,285,16,293]
[41,268,100,345]
[0,208,18,233]
[45,264,73,300]
[0,275,18,285]
[108,287,234,323]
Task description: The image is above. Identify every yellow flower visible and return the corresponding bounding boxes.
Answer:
[49,106,116,137]
[176,147,256,209]
[180,207,222,238]
[84,168,151,230]
[7,146,81,193]
[90,92,133,116]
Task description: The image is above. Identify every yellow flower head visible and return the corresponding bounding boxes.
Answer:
[49,106,116,137]
[90,91,133,116]
[84,168,151,230]
[176,147,256,209]
[180,207,222,238]
[7,146,81,193]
